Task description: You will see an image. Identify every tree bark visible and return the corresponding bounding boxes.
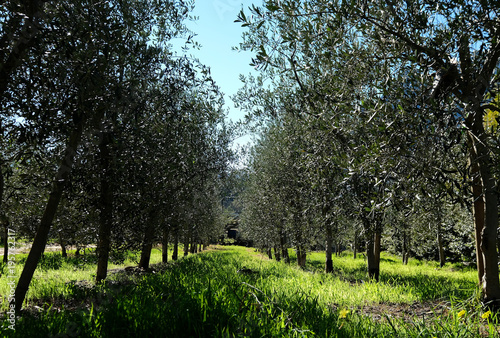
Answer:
[162,226,169,263]
[366,236,377,281]
[468,132,485,283]
[280,231,289,264]
[437,222,445,268]
[296,245,306,268]
[402,230,408,265]
[365,215,382,282]
[353,230,358,259]
[15,119,84,311]
[274,246,281,261]
[325,222,333,273]
[183,232,189,257]
[469,115,500,303]
[267,247,272,260]
[172,228,178,261]
[96,131,113,283]
[373,229,381,281]
[58,232,67,258]
[138,212,156,270]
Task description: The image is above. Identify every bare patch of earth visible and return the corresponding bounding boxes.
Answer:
[358,301,450,322]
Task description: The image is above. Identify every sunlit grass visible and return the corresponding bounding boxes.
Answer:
[0,245,495,337]
[0,246,166,311]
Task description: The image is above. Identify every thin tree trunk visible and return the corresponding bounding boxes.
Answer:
[373,229,381,281]
[366,234,376,281]
[301,250,307,267]
[353,230,358,259]
[296,245,306,268]
[15,119,84,311]
[280,232,289,264]
[365,217,380,281]
[402,230,408,265]
[138,212,156,270]
[162,226,169,263]
[404,233,410,265]
[274,246,281,261]
[172,228,178,261]
[468,132,485,283]
[437,223,445,268]
[96,131,113,283]
[267,247,272,260]
[58,232,67,258]
[325,222,333,273]
[183,232,189,257]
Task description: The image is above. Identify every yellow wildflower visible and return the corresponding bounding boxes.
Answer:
[457,309,466,319]
[339,309,350,319]
[482,310,492,319]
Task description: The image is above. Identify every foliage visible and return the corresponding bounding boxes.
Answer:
[234,0,500,293]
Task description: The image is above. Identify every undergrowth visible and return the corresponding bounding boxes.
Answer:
[0,246,497,337]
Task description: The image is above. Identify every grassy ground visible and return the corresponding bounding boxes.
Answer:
[0,247,164,311]
[0,246,498,337]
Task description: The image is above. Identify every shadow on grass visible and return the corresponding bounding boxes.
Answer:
[306,252,476,301]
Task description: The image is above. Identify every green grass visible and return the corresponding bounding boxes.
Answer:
[0,246,497,337]
[0,247,165,311]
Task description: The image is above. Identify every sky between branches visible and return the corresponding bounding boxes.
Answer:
[172,0,257,149]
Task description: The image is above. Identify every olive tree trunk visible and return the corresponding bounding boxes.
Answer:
[280,231,289,264]
[296,245,306,268]
[437,222,445,268]
[365,218,382,282]
[183,231,189,257]
[15,120,84,311]
[468,132,485,283]
[96,131,113,283]
[172,228,179,261]
[138,212,157,270]
[274,246,281,261]
[353,230,358,259]
[325,222,334,273]
[162,226,169,263]
[468,112,500,304]
[58,232,67,258]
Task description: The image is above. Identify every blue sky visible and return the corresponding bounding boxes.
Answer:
[173,1,258,148]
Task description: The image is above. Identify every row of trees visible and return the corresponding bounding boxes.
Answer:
[1,0,233,311]
[235,0,500,304]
